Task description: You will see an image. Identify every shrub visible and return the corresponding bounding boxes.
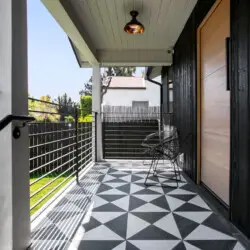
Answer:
[79,115,92,123]
[80,95,92,117]
[64,115,75,123]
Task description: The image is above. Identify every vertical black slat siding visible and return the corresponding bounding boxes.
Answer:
[171,0,215,181]
[230,0,250,238]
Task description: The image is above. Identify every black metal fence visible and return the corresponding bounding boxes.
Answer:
[102,112,174,159]
[28,98,95,215]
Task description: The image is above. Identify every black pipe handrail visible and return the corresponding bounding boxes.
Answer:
[0,115,35,131]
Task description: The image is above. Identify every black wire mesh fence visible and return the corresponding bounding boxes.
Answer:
[102,112,174,159]
[28,98,95,215]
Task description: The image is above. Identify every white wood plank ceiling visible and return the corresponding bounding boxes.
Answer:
[42,0,198,66]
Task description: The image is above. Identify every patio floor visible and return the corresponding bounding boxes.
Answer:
[31,161,245,250]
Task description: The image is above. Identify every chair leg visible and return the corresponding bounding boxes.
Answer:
[144,154,157,186]
[153,155,160,176]
[175,158,182,181]
[172,160,179,188]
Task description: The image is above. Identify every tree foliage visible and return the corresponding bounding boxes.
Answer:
[80,95,92,118]
[29,95,60,122]
[55,93,77,121]
[28,94,79,122]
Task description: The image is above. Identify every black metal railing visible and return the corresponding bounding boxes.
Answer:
[102,112,174,159]
[28,98,96,216]
[0,115,35,131]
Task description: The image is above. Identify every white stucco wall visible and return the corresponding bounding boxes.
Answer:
[102,80,160,106]
[0,1,30,249]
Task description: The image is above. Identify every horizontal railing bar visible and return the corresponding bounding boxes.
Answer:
[78,144,93,156]
[29,136,93,164]
[29,135,76,149]
[78,137,93,145]
[78,158,92,172]
[30,156,77,185]
[104,139,150,141]
[103,124,158,126]
[78,150,93,164]
[80,158,92,170]
[104,130,157,132]
[29,148,76,174]
[104,134,152,137]
[30,170,76,211]
[30,164,76,198]
[105,152,147,154]
[105,157,151,159]
[29,142,77,161]
[78,131,92,137]
[29,128,77,136]
[104,147,152,149]
[29,110,65,116]
[28,97,60,106]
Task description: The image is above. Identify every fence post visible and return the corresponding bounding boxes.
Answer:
[75,106,79,182]
[95,112,98,162]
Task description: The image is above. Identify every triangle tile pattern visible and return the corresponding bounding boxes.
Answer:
[31,162,242,250]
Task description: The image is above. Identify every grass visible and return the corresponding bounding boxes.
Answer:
[30,174,73,215]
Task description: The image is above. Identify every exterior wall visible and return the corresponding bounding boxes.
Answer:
[172,0,215,181]
[0,0,30,248]
[171,0,250,238]
[102,79,160,107]
[230,0,250,238]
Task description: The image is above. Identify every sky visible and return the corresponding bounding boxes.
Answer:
[27,0,143,102]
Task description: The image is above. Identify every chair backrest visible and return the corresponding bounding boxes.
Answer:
[141,131,160,147]
[161,129,180,160]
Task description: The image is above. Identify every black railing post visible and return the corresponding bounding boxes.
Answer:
[95,112,97,162]
[75,106,79,183]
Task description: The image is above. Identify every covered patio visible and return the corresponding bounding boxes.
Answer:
[2,0,250,249]
[30,161,244,250]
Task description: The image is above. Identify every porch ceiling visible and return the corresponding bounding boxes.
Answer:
[42,0,198,67]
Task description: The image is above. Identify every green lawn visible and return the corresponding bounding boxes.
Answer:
[30,175,73,215]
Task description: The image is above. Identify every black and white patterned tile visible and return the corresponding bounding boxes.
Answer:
[31,162,246,250]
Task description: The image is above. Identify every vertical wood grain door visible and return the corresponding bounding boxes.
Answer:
[198,0,230,205]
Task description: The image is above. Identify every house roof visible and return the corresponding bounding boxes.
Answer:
[107,77,146,89]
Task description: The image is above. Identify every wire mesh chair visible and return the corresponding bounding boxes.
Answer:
[141,131,161,163]
[144,130,192,188]
[141,127,176,163]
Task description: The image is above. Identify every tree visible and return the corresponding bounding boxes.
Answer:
[55,93,77,121]
[79,67,136,99]
[79,77,92,96]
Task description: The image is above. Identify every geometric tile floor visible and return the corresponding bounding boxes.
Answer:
[31,161,246,250]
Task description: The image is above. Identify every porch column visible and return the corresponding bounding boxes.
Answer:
[0,0,30,249]
[92,65,103,161]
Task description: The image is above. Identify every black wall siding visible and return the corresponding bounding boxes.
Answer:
[172,0,215,181]
[165,0,250,238]
[230,0,250,238]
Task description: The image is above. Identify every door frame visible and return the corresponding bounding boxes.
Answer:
[196,0,231,209]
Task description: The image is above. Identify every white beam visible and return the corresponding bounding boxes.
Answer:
[92,65,103,161]
[0,0,30,249]
[41,0,98,65]
[97,49,173,66]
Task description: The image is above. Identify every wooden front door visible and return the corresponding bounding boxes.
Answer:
[198,0,230,205]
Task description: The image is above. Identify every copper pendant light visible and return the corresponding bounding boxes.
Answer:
[124,11,145,34]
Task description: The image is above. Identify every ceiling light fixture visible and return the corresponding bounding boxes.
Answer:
[124,11,145,34]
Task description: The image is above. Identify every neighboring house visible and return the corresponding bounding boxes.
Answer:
[102,76,160,108]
